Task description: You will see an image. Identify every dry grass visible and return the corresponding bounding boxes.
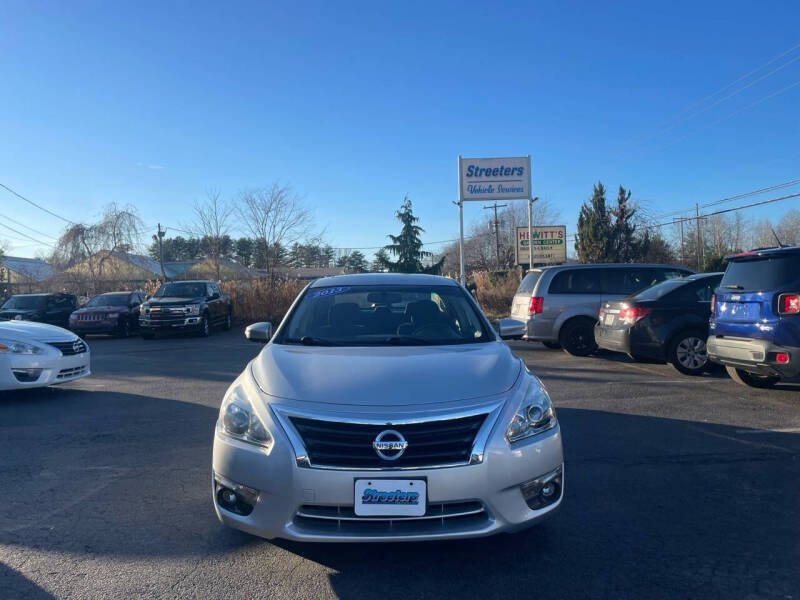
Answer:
[472,270,520,320]
[220,278,306,324]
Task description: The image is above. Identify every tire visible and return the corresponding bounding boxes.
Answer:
[118,319,132,338]
[668,330,709,376]
[198,314,211,337]
[224,312,232,331]
[559,318,598,357]
[542,341,561,350]
[141,331,155,340]
[725,366,780,388]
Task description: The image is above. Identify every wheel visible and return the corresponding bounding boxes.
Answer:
[668,330,709,376]
[542,341,561,350]
[198,314,211,337]
[141,331,155,340]
[559,319,598,357]
[118,319,132,338]
[725,366,780,388]
[224,312,232,331]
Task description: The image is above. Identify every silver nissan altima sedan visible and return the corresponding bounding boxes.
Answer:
[212,273,564,542]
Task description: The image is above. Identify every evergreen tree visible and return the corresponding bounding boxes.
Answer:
[612,185,640,262]
[575,182,614,263]
[377,197,444,274]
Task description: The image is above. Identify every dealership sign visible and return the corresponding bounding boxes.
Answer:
[459,156,531,201]
[516,226,567,265]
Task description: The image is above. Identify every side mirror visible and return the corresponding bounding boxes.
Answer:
[208,292,220,301]
[494,318,525,341]
[145,294,152,300]
[245,322,273,343]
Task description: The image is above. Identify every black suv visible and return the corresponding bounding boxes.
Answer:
[707,246,800,388]
[139,280,232,338]
[0,293,77,328]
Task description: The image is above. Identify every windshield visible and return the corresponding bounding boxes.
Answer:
[721,254,800,291]
[2,295,47,309]
[632,278,687,301]
[153,282,207,298]
[86,294,129,307]
[277,285,492,346]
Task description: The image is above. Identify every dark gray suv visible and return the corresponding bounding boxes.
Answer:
[510,264,693,356]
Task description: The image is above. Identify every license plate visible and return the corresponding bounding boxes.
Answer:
[604,313,615,325]
[354,479,426,517]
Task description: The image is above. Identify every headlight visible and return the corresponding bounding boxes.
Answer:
[219,383,272,448]
[187,305,200,315]
[106,313,119,319]
[505,376,557,444]
[0,338,45,355]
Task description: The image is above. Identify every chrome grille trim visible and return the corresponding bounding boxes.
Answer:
[271,401,504,471]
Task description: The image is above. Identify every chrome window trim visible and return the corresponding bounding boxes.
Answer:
[270,401,505,471]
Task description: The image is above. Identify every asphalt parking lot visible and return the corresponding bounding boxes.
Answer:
[1,330,799,599]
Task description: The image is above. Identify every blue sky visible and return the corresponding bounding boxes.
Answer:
[1,0,799,259]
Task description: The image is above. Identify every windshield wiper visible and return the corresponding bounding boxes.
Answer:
[724,284,744,290]
[384,336,434,346]
[283,336,336,346]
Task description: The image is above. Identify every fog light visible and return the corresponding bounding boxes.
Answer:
[12,368,42,382]
[520,466,563,510]
[214,474,259,516]
[776,352,789,364]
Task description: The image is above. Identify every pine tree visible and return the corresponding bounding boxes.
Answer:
[377,197,444,274]
[612,185,640,262]
[575,182,614,263]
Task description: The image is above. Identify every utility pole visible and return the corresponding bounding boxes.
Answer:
[156,223,167,281]
[695,204,703,272]
[674,217,685,265]
[483,202,507,270]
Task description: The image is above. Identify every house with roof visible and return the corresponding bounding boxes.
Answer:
[0,256,55,295]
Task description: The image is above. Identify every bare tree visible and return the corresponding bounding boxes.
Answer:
[51,203,143,294]
[237,183,314,274]
[187,189,235,280]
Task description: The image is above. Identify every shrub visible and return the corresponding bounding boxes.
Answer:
[472,270,520,320]
[219,278,306,325]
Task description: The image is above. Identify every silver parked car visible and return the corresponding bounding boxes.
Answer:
[212,273,563,542]
[510,264,693,356]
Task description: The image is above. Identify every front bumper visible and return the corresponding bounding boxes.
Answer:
[139,316,202,331]
[212,414,564,542]
[70,320,119,335]
[707,335,800,378]
[0,346,91,390]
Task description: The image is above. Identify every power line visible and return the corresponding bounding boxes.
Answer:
[621,42,800,151]
[0,221,57,249]
[0,183,75,224]
[0,212,60,240]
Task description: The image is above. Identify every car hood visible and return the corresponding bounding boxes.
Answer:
[146,297,204,306]
[0,320,78,342]
[74,306,129,314]
[0,308,41,317]
[251,342,522,406]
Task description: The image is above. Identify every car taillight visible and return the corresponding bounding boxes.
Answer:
[779,293,800,315]
[710,294,715,314]
[528,297,543,315]
[619,306,652,324]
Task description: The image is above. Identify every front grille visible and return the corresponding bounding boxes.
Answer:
[57,365,88,379]
[46,339,87,355]
[293,501,489,537]
[289,413,487,469]
[77,314,103,322]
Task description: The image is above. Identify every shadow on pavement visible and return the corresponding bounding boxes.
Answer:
[1,386,799,598]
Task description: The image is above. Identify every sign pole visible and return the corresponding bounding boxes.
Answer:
[458,155,465,286]
[527,156,533,270]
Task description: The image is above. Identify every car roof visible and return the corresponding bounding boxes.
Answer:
[531,263,693,272]
[686,272,723,280]
[163,280,213,284]
[725,245,800,261]
[310,273,459,288]
[98,291,133,295]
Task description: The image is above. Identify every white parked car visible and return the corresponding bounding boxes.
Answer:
[0,320,90,390]
[212,273,563,542]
